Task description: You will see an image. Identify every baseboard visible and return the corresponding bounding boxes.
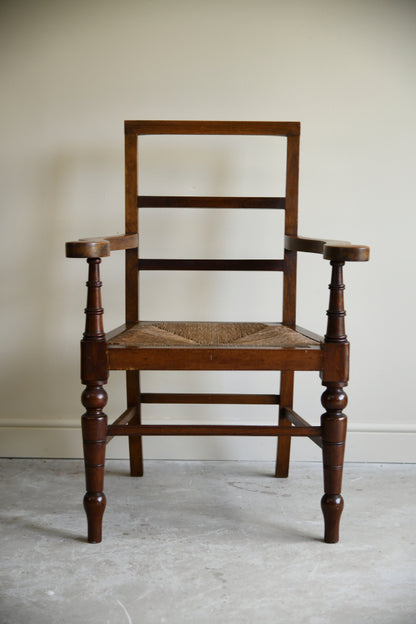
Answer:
[0,421,415,462]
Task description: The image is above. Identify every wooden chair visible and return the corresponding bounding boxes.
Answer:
[66,121,369,544]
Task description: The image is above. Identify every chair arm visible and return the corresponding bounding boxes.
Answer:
[285,235,369,262]
[66,234,138,258]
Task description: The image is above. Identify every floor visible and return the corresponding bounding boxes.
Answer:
[0,460,415,624]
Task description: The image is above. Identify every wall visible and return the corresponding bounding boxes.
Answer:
[1,0,415,462]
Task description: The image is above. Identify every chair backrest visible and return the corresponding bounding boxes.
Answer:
[124,121,300,326]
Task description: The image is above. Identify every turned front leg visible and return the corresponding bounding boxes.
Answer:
[321,260,349,543]
[81,258,108,543]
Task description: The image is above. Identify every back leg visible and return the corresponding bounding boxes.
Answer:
[275,371,294,477]
[127,370,143,476]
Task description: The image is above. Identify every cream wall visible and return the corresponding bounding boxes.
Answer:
[1,0,415,462]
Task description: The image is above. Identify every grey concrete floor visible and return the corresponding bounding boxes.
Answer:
[0,459,415,624]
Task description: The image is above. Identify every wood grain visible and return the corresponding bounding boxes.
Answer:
[139,393,280,405]
[285,235,370,262]
[66,234,138,258]
[125,120,300,136]
[137,259,285,271]
[106,424,321,437]
[138,195,286,209]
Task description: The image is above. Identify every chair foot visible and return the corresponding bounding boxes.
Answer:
[130,465,144,477]
[321,493,344,543]
[275,464,289,478]
[84,492,106,543]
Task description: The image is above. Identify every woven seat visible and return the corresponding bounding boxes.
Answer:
[108,322,320,348]
[66,120,369,544]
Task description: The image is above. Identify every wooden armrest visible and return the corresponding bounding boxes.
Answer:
[66,234,138,258]
[285,235,369,262]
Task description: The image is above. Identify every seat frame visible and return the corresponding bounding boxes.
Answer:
[66,121,369,544]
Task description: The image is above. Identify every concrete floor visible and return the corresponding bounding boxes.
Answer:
[0,459,415,624]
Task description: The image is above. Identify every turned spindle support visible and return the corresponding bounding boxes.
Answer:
[321,260,349,543]
[81,258,108,543]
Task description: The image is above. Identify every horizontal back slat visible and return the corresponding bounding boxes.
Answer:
[140,393,280,405]
[138,259,285,271]
[138,196,286,209]
[126,120,300,136]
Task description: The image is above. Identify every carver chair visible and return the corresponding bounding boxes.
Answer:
[66,121,369,544]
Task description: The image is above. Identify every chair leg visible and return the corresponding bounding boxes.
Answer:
[81,382,107,543]
[320,382,347,543]
[127,370,143,477]
[80,258,108,543]
[275,371,294,477]
[129,432,143,477]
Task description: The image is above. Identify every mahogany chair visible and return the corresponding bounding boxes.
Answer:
[66,121,369,544]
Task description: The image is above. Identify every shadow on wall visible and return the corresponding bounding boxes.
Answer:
[1,136,287,432]
[1,145,122,423]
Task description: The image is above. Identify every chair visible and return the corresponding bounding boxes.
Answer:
[66,121,369,544]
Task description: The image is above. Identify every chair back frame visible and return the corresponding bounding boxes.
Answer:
[123,120,300,326]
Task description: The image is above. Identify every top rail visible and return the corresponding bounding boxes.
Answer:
[125,120,300,137]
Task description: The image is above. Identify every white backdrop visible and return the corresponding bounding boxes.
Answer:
[1,0,415,462]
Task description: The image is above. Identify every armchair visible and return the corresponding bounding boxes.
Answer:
[66,121,369,543]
